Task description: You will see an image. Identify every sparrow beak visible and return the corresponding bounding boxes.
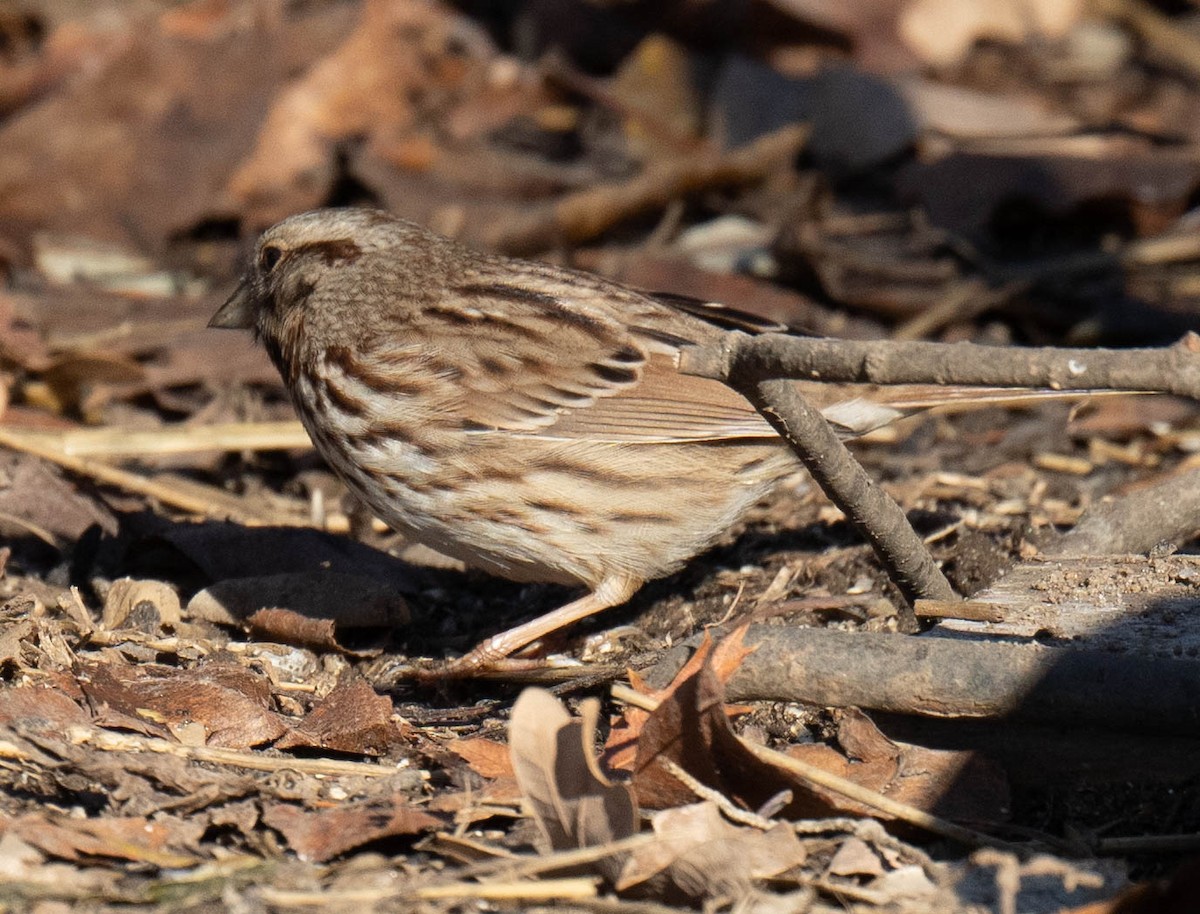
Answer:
[208,279,256,329]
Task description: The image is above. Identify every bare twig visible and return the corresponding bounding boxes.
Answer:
[657,757,776,829]
[259,877,601,906]
[67,725,423,781]
[683,331,1200,605]
[743,378,957,603]
[681,330,1200,399]
[915,599,1005,623]
[481,124,808,256]
[22,420,312,457]
[0,425,267,523]
[1047,465,1200,556]
[0,424,367,533]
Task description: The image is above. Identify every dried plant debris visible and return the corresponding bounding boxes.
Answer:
[3,0,1200,910]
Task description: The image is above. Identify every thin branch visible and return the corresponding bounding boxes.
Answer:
[743,377,957,603]
[682,331,1200,605]
[481,124,809,256]
[0,425,365,534]
[682,330,1200,398]
[1046,464,1200,556]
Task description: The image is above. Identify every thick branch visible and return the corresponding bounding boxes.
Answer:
[645,625,1200,737]
[682,331,1200,399]
[744,378,957,604]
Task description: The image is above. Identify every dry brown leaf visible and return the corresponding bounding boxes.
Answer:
[275,677,401,756]
[615,801,807,898]
[78,657,287,749]
[827,836,885,878]
[228,0,490,225]
[0,1,355,250]
[785,709,1010,822]
[0,829,123,896]
[10,813,201,868]
[0,682,89,734]
[427,780,524,816]
[447,736,516,780]
[621,627,809,815]
[508,687,638,872]
[262,799,440,863]
[708,623,760,683]
[0,450,119,546]
[0,619,35,671]
[610,34,702,155]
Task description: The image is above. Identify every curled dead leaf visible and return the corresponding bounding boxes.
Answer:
[102,578,181,632]
[509,687,638,881]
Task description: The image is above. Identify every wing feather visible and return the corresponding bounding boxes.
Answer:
[356,277,778,443]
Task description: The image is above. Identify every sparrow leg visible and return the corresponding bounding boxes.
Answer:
[447,574,643,673]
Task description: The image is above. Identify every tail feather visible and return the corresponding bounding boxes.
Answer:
[817,386,1139,439]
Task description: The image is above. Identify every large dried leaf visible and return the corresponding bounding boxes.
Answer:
[77,657,287,749]
[622,627,812,815]
[509,687,638,873]
[447,737,515,780]
[10,813,202,868]
[0,451,119,546]
[0,682,89,734]
[786,709,1010,822]
[262,799,440,863]
[228,0,494,225]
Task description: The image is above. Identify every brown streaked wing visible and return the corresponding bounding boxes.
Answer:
[349,276,786,444]
[356,279,647,434]
[544,354,777,443]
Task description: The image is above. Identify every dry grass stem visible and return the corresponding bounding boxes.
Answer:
[67,726,418,779]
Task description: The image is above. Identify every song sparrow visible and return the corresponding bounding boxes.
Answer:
[209,208,1039,668]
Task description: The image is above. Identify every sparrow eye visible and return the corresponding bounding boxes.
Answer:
[259,244,284,272]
